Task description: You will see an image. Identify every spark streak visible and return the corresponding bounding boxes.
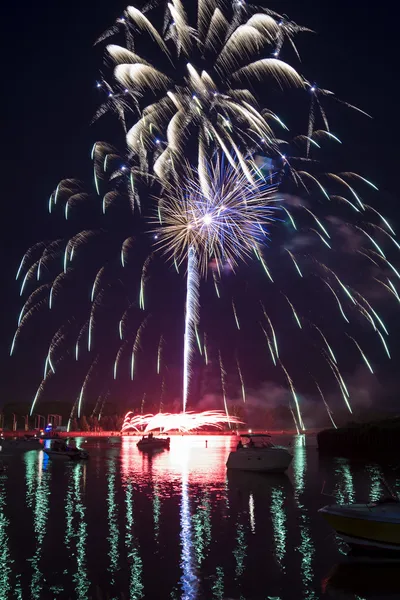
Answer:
[237,358,246,403]
[348,335,374,374]
[219,351,231,427]
[284,296,302,329]
[232,299,240,330]
[157,335,163,374]
[280,362,304,431]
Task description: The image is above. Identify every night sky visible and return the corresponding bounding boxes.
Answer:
[1,0,399,419]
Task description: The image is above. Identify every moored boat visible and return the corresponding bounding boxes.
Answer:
[43,440,89,461]
[137,433,170,451]
[319,497,400,553]
[226,434,292,473]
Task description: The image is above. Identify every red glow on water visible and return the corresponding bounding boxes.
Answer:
[121,410,243,434]
[120,434,233,485]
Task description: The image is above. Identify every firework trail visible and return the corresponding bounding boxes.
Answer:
[193,326,202,356]
[280,361,304,431]
[129,317,148,380]
[45,323,71,377]
[260,303,279,359]
[236,358,246,403]
[114,340,129,380]
[262,326,277,367]
[204,332,209,366]
[218,350,231,426]
[139,255,152,310]
[183,247,199,412]
[314,381,337,429]
[92,391,106,420]
[78,355,99,418]
[232,300,240,330]
[157,335,164,374]
[347,335,374,374]
[75,320,89,362]
[284,295,302,329]
[324,355,352,414]
[121,236,134,267]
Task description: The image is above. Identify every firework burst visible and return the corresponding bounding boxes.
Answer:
[101,1,309,189]
[155,157,278,274]
[10,0,399,433]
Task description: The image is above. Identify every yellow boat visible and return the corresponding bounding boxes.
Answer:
[319,498,400,552]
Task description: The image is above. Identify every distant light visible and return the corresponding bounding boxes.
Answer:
[203,214,212,225]
[310,86,316,92]
[96,82,102,88]
[108,92,113,98]
[155,139,160,145]
[124,88,129,93]
[281,154,287,160]
[121,165,127,171]
[273,51,279,57]
[153,234,158,240]
[248,429,252,433]
[192,94,197,99]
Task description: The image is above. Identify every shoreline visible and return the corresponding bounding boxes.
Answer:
[1,428,314,438]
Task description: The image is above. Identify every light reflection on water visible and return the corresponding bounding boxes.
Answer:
[271,485,286,568]
[72,463,90,600]
[180,456,199,600]
[107,457,120,581]
[124,476,144,599]
[333,458,356,557]
[293,434,317,600]
[30,450,50,600]
[0,434,399,599]
[0,468,11,599]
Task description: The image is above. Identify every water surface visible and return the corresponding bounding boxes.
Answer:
[1,434,399,600]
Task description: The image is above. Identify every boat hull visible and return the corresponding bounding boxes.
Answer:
[137,441,170,451]
[226,447,292,473]
[43,449,88,461]
[320,507,400,551]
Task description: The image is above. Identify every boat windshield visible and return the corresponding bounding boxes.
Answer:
[238,435,273,449]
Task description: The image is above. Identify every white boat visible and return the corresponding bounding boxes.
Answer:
[226,434,292,473]
[0,436,42,454]
[43,440,89,461]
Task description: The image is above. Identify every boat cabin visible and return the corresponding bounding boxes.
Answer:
[237,434,273,450]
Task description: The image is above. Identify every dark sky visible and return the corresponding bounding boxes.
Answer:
[0,0,399,416]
